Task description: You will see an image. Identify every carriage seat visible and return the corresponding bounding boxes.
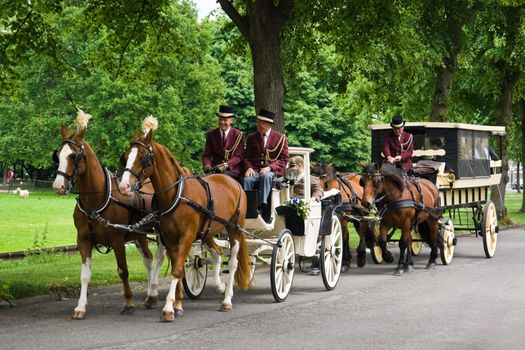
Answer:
[413,160,445,183]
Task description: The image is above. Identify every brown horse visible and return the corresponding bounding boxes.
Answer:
[118,117,251,321]
[52,113,163,319]
[312,162,394,269]
[360,163,441,275]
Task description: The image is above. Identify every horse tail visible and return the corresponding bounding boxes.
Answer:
[233,186,251,290]
[234,233,251,290]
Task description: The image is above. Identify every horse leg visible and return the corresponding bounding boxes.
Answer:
[403,226,415,273]
[206,239,227,294]
[394,230,406,276]
[73,239,92,320]
[354,222,367,267]
[341,218,352,272]
[220,239,240,311]
[426,220,439,270]
[161,237,193,322]
[136,238,165,309]
[112,240,135,315]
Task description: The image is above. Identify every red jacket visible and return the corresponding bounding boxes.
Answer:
[382,131,414,170]
[202,127,244,175]
[243,130,289,177]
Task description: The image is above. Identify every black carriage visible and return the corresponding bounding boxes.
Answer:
[369,122,505,263]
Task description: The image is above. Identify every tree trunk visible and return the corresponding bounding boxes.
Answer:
[218,0,292,133]
[430,55,457,122]
[521,99,525,212]
[491,67,520,221]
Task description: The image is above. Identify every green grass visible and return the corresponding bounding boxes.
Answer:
[0,190,77,253]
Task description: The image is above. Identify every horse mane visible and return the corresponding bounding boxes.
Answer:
[380,163,405,191]
[152,141,186,177]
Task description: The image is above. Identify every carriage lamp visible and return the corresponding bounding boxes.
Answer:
[286,166,298,185]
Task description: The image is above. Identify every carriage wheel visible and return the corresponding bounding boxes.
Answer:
[369,221,383,264]
[182,245,208,299]
[411,229,423,256]
[271,229,295,302]
[320,215,343,291]
[440,219,455,265]
[482,200,498,258]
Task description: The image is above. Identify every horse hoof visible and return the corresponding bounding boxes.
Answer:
[219,303,232,312]
[144,296,158,309]
[394,265,404,276]
[175,308,184,318]
[72,310,86,320]
[120,305,135,315]
[357,255,366,268]
[160,311,175,322]
[384,252,394,263]
[341,265,350,273]
[405,265,415,273]
[426,262,436,270]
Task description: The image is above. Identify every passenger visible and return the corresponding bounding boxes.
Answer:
[202,105,244,180]
[429,137,443,151]
[288,156,323,202]
[382,115,414,173]
[242,108,289,213]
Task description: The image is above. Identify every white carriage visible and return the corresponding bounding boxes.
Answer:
[368,122,505,264]
[183,147,344,302]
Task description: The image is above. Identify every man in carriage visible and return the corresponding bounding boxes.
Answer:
[202,105,245,180]
[242,108,289,213]
[382,115,414,173]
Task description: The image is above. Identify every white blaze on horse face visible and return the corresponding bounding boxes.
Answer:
[119,147,138,193]
[52,144,73,192]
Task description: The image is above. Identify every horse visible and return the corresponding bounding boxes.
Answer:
[52,111,164,319]
[360,162,441,275]
[311,162,394,269]
[118,116,251,322]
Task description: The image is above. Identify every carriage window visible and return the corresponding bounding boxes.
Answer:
[474,137,489,160]
[459,136,473,160]
[426,137,444,151]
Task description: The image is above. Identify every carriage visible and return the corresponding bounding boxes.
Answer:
[182,146,345,302]
[367,122,505,265]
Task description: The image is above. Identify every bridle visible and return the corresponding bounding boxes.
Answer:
[361,168,385,209]
[53,139,86,192]
[123,140,154,192]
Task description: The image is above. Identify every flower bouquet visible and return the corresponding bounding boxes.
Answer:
[284,198,310,220]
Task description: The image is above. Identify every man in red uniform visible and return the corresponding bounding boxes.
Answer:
[382,115,414,172]
[202,105,244,179]
[243,108,289,211]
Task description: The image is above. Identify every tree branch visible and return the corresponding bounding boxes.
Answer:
[217,0,249,40]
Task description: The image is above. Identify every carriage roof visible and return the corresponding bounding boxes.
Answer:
[369,122,506,136]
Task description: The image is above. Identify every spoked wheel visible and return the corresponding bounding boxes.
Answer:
[320,215,343,290]
[440,218,455,265]
[182,245,209,299]
[271,229,295,302]
[369,221,383,264]
[411,229,423,256]
[482,200,498,258]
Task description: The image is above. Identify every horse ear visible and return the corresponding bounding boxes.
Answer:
[144,129,153,143]
[60,125,73,138]
[132,129,142,141]
[359,161,367,170]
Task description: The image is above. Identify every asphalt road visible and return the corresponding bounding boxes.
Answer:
[1,227,525,350]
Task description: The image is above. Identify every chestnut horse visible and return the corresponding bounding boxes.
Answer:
[52,115,164,319]
[360,163,441,275]
[312,162,394,268]
[119,117,251,321]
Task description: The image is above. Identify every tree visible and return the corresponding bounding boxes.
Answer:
[217,0,292,132]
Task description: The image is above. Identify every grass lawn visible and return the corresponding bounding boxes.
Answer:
[1,189,523,302]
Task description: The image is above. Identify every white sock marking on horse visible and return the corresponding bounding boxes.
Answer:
[149,243,166,297]
[163,276,179,314]
[120,147,138,192]
[209,248,225,293]
[52,144,73,191]
[75,258,91,313]
[136,243,153,297]
[222,240,240,306]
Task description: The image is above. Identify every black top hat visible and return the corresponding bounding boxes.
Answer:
[256,108,275,124]
[390,115,405,128]
[216,105,235,118]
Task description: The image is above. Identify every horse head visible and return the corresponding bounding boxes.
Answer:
[52,111,91,195]
[359,162,382,210]
[311,161,335,191]
[119,124,156,195]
